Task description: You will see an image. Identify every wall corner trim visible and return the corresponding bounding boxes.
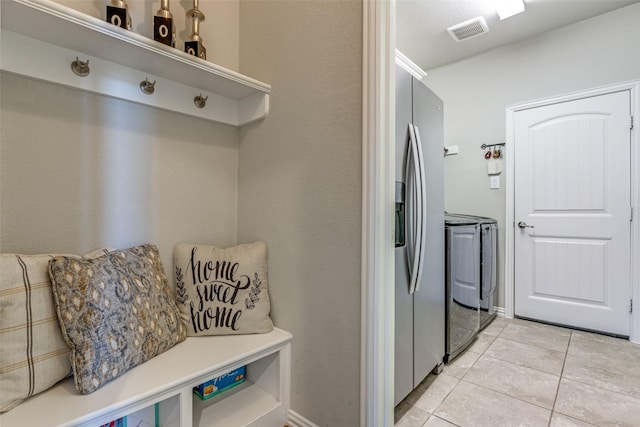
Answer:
[287,410,319,427]
[395,49,427,80]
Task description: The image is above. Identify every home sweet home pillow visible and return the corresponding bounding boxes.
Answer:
[174,241,273,336]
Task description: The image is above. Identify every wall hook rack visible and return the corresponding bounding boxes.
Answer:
[480,142,505,150]
[70,57,90,77]
[194,94,208,108]
[140,78,156,95]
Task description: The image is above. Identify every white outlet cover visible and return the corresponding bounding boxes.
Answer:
[490,175,500,189]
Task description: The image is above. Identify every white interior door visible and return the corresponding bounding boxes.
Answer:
[514,90,632,336]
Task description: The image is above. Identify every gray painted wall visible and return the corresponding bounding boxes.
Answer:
[425,3,640,308]
[238,1,363,425]
[1,1,363,425]
[0,73,239,275]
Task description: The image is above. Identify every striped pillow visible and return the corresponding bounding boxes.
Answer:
[0,248,111,413]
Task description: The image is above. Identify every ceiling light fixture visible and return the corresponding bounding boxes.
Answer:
[495,0,525,20]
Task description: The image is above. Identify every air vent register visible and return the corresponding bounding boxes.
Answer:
[447,16,489,42]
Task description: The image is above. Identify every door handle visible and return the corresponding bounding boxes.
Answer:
[518,221,534,229]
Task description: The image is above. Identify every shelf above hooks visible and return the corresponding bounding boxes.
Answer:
[0,0,270,126]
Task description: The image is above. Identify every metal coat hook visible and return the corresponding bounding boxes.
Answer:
[194,94,208,108]
[140,78,156,95]
[70,57,90,77]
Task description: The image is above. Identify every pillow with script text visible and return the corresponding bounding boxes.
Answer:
[174,241,274,336]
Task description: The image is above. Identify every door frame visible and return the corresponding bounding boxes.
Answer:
[361,0,395,425]
[505,81,640,343]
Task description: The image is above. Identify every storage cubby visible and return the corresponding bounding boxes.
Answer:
[193,352,283,427]
[98,395,181,427]
[0,329,292,427]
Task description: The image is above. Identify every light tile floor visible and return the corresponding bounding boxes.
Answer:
[394,317,640,427]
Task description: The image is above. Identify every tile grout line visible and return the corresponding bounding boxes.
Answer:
[485,334,566,378]
[407,319,634,427]
[422,414,464,427]
[547,329,572,427]
[449,321,558,416]
[501,322,574,353]
[426,372,462,423]
[427,322,508,425]
[456,321,567,418]
[403,318,584,426]
[458,370,561,416]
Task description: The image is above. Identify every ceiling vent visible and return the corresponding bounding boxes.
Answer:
[447,16,489,42]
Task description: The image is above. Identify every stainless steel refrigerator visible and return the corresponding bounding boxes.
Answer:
[394,63,445,406]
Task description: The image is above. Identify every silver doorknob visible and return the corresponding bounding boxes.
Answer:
[518,221,534,229]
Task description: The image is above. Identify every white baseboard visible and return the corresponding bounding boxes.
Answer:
[287,410,318,427]
[494,306,506,317]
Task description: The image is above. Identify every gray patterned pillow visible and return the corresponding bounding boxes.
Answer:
[48,244,186,394]
[174,241,274,336]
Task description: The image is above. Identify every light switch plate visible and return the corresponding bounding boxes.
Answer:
[490,175,500,189]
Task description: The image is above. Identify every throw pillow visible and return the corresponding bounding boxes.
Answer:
[174,241,274,336]
[0,248,112,413]
[48,244,186,394]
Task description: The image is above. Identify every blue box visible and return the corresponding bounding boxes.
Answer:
[194,366,246,400]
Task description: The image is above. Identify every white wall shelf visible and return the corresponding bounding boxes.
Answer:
[0,0,271,126]
[0,328,292,427]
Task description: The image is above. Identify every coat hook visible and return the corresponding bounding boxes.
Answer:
[70,57,90,77]
[194,94,208,109]
[140,78,156,95]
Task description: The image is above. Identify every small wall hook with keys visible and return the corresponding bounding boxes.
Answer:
[194,94,208,109]
[140,78,156,95]
[70,57,90,77]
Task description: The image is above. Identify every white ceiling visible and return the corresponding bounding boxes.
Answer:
[396,0,639,72]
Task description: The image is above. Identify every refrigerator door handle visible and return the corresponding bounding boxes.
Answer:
[406,124,424,295]
[413,125,428,293]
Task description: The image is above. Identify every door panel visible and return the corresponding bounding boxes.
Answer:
[532,237,607,303]
[532,116,607,211]
[514,90,631,336]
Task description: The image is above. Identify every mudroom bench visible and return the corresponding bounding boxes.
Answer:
[0,328,292,427]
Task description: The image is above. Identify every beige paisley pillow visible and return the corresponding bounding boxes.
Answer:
[174,241,273,336]
[48,244,186,394]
